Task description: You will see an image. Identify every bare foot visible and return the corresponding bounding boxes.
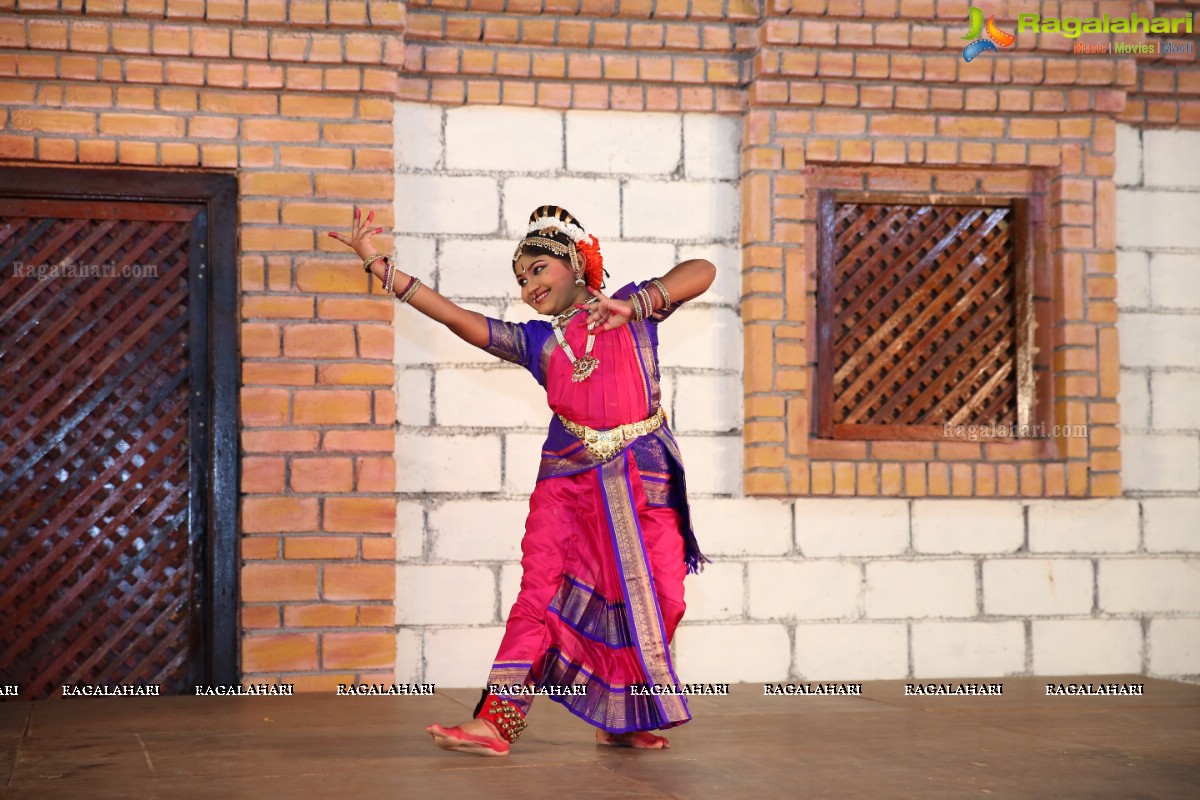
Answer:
[427,718,509,757]
[595,728,670,749]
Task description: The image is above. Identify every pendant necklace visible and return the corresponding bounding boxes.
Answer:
[552,298,599,382]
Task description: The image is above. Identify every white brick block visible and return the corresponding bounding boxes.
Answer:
[1143,129,1200,189]
[795,498,909,557]
[982,559,1094,616]
[673,434,742,495]
[502,177,623,238]
[1027,499,1139,553]
[865,560,976,619]
[445,106,563,173]
[1121,312,1200,368]
[683,114,741,180]
[1031,620,1143,675]
[672,373,742,433]
[394,103,443,170]
[686,498,791,557]
[794,623,908,681]
[395,500,425,561]
[657,306,742,370]
[1119,369,1150,429]
[748,561,862,621]
[1153,372,1200,430]
[624,180,740,241]
[1123,433,1200,492]
[438,238,528,300]
[395,368,431,427]
[394,627,423,683]
[396,433,502,493]
[424,626,507,687]
[503,432,545,494]
[673,623,790,682]
[565,110,681,175]
[912,500,1023,554]
[1116,249,1150,310]
[1149,253,1200,310]
[499,563,522,620]
[676,243,741,306]
[395,300,498,366]
[911,621,1025,678]
[395,565,497,625]
[683,560,744,621]
[1148,618,1200,676]
[1117,189,1200,250]
[392,236,437,277]
[1144,498,1200,552]
[1099,558,1200,613]
[395,175,499,235]
[435,367,547,429]
[600,241,678,291]
[1113,123,1141,187]
[430,499,527,562]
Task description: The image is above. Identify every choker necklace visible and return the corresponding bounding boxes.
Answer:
[552,298,599,382]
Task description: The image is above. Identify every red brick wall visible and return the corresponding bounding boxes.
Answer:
[0,0,405,690]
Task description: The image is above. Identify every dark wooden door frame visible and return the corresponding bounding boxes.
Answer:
[0,166,239,687]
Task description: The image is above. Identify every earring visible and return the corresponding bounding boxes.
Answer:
[574,277,585,286]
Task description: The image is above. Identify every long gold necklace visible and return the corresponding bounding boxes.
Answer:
[552,298,599,382]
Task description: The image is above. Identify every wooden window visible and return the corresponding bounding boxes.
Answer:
[815,191,1035,440]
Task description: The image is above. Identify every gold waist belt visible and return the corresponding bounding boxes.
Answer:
[557,407,666,462]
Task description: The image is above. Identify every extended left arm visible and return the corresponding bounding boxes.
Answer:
[583,258,716,331]
[655,258,716,305]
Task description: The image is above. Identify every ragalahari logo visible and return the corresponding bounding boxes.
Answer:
[961,7,1015,62]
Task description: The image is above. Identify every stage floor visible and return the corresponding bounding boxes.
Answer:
[2,676,1197,799]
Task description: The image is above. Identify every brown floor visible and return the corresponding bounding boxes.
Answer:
[1,676,1197,799]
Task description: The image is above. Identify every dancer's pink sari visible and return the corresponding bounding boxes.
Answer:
[480,281,705,733]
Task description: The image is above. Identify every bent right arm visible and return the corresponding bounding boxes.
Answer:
[328,206,489,349]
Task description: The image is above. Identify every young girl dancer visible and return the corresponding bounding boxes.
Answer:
[329,204,713,756]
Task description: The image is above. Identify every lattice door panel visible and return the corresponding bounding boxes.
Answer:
[0,200,200,697]
[817,197,1022,439]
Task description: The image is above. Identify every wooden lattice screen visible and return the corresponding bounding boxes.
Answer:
[0,196,212,697]
[816,193,1034,440]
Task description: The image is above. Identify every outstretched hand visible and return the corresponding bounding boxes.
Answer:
[327,205,385,262]
[577,286,633,332]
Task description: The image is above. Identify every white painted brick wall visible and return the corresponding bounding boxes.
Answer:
[911,622,1026,677]
[912,500,1023,554]
[794,623,909,681]
[982,559,1094,616]
[1148,619,1200,676]
[1142,130,1200,189]
[747,561,862,621]
[1098,559,1200,614]
[795,498,909,557]
[1143,498,1200,552]
[429,499,527,562]
[864,560,976,619]
[423,626,507,686]
[395,565,497,625]
[395,433,502,493]
[673,624,791,683]
[683,560,745,621]
[686,499,791,557]
[1031,620,1143,675]
[386,107,1199,688]
[444,106,563,172]
[1027,499,1139,553]
[565,110,681,175]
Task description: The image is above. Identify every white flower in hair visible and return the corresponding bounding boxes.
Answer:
[527,217,587,244]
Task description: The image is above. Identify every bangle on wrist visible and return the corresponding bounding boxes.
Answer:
[397,276,422,304]
[362,252,386,272]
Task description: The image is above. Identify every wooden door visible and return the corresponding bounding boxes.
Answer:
[0,169,238,698]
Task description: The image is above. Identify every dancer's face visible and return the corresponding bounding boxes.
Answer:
[513,252,587,316]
